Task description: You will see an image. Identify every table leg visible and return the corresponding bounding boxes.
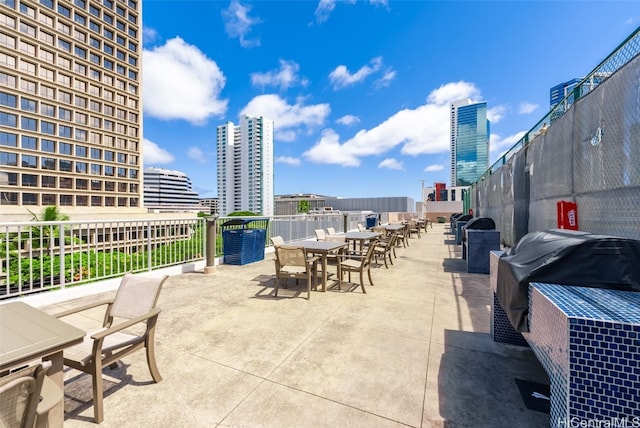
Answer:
[43,351,64,428]
[321,254,327,292]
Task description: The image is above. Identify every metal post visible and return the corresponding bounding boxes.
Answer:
[204,215,218,274]
[343,212,348,233]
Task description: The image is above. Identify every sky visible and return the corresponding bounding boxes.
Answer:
[140,0,639,203]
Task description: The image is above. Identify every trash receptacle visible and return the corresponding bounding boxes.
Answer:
[366,214,378,229]
[221,218,268,265]
[462,217,496,259]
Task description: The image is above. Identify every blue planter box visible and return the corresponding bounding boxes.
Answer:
[222,228,266,265]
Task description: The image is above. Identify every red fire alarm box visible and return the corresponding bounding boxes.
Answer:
[557,200,579,230]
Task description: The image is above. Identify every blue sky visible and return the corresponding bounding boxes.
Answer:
[140,0,639,203]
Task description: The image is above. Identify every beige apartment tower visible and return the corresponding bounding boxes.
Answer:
[0,0,144,220]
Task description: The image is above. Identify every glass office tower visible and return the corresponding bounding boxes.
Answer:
[450,99,489,187]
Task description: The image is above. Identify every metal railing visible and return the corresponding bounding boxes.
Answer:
[0,211,403,299]
[0,217,205,299]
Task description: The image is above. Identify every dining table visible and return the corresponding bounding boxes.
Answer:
[0,301,86,428]
[281,240,348,292]
[343,231,382,254]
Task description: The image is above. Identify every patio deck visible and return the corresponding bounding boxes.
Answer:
[35,223,549,427]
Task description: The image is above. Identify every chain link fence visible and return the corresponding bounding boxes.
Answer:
[469,27,640,247]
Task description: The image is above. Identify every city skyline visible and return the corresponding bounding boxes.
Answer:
[141,1,639,203]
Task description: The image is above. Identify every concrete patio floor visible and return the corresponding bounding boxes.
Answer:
[35,223,550,427]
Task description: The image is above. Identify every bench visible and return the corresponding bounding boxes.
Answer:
[490,251,640,424]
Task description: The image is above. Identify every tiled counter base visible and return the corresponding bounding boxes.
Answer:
[524,283,640,427]
[489,250,529,346]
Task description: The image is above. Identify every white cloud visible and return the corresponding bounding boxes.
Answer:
[314,0,337,24]
[142,37,227,125]
[314,0,387,24]
[143,138,174,164]
[187,147,207,164]
[275,156,301,166]
[142,27,159,44]
[518,102,538,115]
[424,164,444,172]
[329,57,382,90]
[336,115,360,126]
[490,131,527,161]
[373,69,396,89]
[487,105,505,124]
[222,1,261,48]
[240,94,330,142]
[378,158,404,170]
[250,59,309,91]
[304,81,480,167]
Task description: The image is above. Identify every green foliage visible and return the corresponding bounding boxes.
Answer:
[228,211,258,216]
[28,206,70,222]
[4,222,206,288]
[297,200,310,214]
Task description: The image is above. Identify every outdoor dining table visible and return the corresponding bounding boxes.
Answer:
[0,301,86,427]
[343,231,382,253]
[381,224,406,232]
[281,241,348,292]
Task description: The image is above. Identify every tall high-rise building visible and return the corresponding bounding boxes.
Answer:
[450,99,489,187]
[216,115,274,216]
[0,0,143,218]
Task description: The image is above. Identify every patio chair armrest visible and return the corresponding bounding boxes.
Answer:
[306,255,320,265]
[53,299,113,318]
[90,308,161,340]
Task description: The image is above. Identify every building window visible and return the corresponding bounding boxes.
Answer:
[59,142,72,155]
[75,161,87,173]
[91,195,102,206]
[40,103,55,116]
[42,194,56,205]
[22,193,38,205]
[20,97,36,112]
[21,135,36,150]
[21,116,37,131]
[0,112,17,127]
[41,120,55,135]
[41,157,55,170]
[76,195,88,206]
[59,159,72,172]
[0,151,18,166]
[59,125,72,138]
[60,195,72,206]
[42,176,56,188]
[76,178,88,190]
[60,177,72,189]
[91,179,101,190]
[0,92,17,107]
[0,131,17,146]
[41,139,55,152]
[21,173,37,187]
[21,154,37,168]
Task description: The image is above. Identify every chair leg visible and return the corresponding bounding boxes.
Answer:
[146,332,162,382]
[274,276,280,297]
[367,267,374,285]
[92,365,104,424]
